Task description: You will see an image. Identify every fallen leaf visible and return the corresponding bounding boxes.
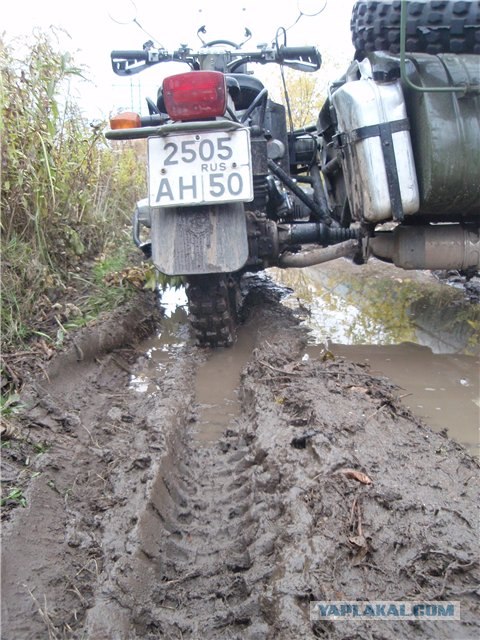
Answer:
[321,349,335,362]
[346,385,369,394]
[351,545,370,565]
[338,468,373,485]
[349,534,368,548]
[38,339,55,360]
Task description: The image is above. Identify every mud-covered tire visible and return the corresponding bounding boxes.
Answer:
[186,274,240,347]
[351,0,480,57]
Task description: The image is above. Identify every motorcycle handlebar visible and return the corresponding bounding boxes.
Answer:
[274,46,321,71]
[276,46,319,60]
[111,44,321,76]
[111,50,149,60]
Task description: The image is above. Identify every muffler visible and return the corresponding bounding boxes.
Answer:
[369,225,480,271]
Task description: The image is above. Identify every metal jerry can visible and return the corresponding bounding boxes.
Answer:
[331,59,419,224]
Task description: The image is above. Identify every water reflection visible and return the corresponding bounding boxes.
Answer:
[158,284,188,319]
[270,261,480,355]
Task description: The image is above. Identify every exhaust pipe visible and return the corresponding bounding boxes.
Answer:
[278,239,358,268]
[370,225,480,271]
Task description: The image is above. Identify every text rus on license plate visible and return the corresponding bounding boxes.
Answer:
[148,129,253,208]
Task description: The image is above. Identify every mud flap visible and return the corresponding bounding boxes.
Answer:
[151,203,249,275]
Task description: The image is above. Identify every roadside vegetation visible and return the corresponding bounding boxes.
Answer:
[0,32,152,513]
[1,32,148,362]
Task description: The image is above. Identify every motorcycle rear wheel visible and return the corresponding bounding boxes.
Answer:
[186,274,240,347]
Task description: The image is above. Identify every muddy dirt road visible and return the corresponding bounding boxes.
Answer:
[1,276,479,639]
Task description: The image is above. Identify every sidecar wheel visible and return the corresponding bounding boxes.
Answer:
[186,274,240,347]
[351,0,480,58]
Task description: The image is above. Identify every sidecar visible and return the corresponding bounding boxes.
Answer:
[322,0,480,272]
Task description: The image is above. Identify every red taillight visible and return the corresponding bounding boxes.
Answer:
[162,71,226,121]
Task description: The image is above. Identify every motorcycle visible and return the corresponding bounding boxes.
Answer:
[106,0,480,346]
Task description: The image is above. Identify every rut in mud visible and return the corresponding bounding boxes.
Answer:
[1,281,479,640]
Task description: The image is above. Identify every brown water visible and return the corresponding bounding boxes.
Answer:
[194,322,257,442]
[308,342,479,452]
[128,285,257,444]
[271,260,480,455]
[129,286,189,395]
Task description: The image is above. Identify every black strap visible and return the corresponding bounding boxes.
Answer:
[335,118,410,221]
[339,118,410,145]
[378,122,405,222]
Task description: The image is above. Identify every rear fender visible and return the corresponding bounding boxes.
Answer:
[150,202,248,275]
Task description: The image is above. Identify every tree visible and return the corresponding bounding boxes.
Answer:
[262,51,352,129]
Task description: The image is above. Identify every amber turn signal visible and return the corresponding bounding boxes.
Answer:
[109,112,141,129]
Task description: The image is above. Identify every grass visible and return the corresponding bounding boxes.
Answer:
[63,242,142,331]
[0,487,27,508]
[0,393,23,418]
[32,442,50,455]
[0,32,148,353]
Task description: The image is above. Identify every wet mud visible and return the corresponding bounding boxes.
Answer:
[1,276,479,640]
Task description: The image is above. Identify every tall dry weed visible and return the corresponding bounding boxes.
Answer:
[0,32,146,348]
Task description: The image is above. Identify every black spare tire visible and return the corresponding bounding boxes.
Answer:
[351,0,480,57]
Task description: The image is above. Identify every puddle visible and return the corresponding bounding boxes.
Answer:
[129,274,479,454]
[308,342,479,453]
[129,285,189,395]
[193,324,256,443]
[270,260,480,455]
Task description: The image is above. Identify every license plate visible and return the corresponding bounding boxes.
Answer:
[148,129,253,208]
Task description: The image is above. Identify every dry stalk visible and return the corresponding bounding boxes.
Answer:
[24,585,60,640]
